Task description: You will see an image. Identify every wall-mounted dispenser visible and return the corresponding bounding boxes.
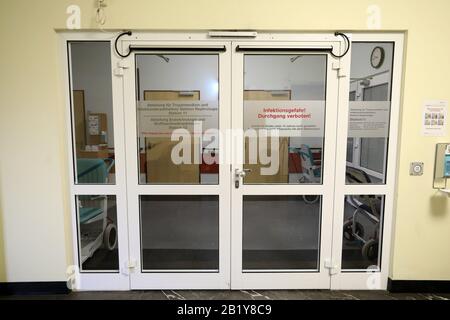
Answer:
[433,143,450,195]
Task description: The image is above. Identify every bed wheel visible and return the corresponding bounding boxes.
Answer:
[103,223,118,251]
[343,220,364,241]
[362,239,379,261]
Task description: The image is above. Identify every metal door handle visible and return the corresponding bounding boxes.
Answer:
[234,168,252,188]
[235,168,252,178]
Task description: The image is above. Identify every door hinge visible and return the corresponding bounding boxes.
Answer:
[114,60,130,76]
[324,259,339,275]
[121,259,137,275]
[332,61,346,78]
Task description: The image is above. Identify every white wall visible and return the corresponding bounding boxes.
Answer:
[137,54,219,101]
[244,55,326,100]
[1,0,450,284]
[137,54,328,101]
[350,42,394,79]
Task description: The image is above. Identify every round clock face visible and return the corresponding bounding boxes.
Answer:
[371,46,385,69]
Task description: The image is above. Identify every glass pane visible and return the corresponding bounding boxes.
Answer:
[342,195,384,270]
[346,42,394,184]
[135,55,219,185]
[76,195,118,271]
[363,83,388,101]
[360,138,386,175]
[69,42,115,184]
[346,138,354,162]
[349,91,356,101]
[140,195,219,271]
[243,55,327,184]
[243,195,322,271]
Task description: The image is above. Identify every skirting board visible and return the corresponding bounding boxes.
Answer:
[0,282,70,295]
[388,278,450,293]
[2,279,449,294]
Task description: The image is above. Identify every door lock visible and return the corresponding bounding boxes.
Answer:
[235,168,252,188]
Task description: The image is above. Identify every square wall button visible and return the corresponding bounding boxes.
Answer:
[410,162,424,176]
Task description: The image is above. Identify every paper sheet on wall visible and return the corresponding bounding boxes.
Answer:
[422,100,448,137]
[88,115,99,135]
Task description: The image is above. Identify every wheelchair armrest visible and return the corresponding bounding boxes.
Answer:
[104,158,115,174]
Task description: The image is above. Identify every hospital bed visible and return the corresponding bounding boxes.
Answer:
[76,158,117,265]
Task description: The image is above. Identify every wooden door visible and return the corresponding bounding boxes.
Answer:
[143,90,200,183]
[243,90,291,183]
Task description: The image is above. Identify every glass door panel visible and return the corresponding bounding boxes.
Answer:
[135,54,220,185]
[345,42,394,184]
[243,54,326,185]
[231,43,340,289]
[66,38,129,290]
[242,195,322,271]
[124,43,231,289]
[140,195,219,271]
[331,34,404,290]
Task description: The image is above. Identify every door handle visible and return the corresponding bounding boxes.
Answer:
[234,168,252,188]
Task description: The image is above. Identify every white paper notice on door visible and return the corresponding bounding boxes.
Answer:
[348,101,390,138]
[422,100,448,137]
[137,100,218,137]
[88,115,100,135]
[243,100,325,137]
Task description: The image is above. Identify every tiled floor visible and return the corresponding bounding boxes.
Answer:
[2,290,450,300]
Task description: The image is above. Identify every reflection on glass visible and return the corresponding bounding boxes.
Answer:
[135,55,219,185]
[346,42,394,184]
[243,195,322,271]
[243,55,327,184]
[342,194,384,270]
[76,195,118,271]
[69,42,115,184]
[140,195,219,271]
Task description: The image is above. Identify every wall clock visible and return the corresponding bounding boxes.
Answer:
[371,46,385,69]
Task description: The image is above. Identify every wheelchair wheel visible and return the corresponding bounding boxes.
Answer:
[362,239,379,261]
[303,195,320,204]
[103,223,118,251]
[343,220,364,241]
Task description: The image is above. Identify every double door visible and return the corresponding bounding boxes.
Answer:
[124,38,342,290]
[66,33,403,290]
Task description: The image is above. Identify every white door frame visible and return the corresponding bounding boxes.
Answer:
[331,33,404,290]
[347,70,392,181]
[61,31,404,291]
[230,40,343,289]
[121,38,232,289]
[60,32,130,291]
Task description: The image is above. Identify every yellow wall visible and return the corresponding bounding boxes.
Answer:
[0,0,449,282]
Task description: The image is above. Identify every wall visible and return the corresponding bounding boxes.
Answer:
[350,42,393,79]
[137,54,219,101]
[244,55,326,99]
[0,0,449,283]
[0,181,5,281]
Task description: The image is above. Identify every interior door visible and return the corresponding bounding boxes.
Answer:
[331,36,404,290]
[123,42,232,289]
[230,42,341,289]
[67,33,402,291]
